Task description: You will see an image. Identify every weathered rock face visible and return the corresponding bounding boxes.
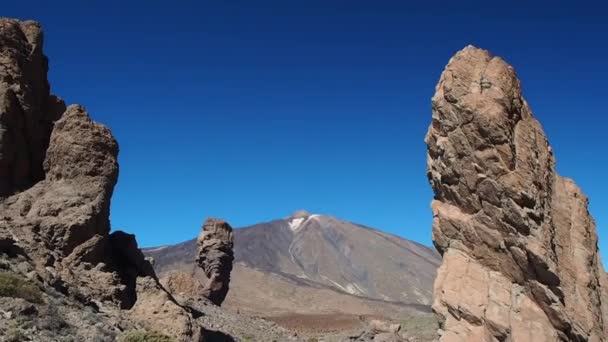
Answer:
[0,48,129,309]
[426,46,608,341]
[0,19,65,197]
[0,18,203,341]
[196,218,234,306]
[0,18,123,303]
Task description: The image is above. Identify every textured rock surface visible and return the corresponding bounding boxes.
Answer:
[0,18,203,341]
[427,46,608,341]
[163,271,206,298]
[196,218,235,306]
[0,19,65,197]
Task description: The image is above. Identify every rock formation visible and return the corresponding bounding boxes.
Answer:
[0,18,202,341]
[0,19,65,197]
[196,218,235,305]
[426,46,608,341]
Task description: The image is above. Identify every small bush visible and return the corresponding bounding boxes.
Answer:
[5,326,27,342]
[2,322,28,342]
[0,272,43,303]
[120,330,174,342]
[400,313,439,340]
[36,305,69,332]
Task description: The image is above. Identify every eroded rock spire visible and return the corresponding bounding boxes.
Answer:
[426,46,608,341]
[196,218,235,306]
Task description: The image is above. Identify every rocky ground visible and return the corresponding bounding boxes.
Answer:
[0,250,436,341]
[0,251,305,341]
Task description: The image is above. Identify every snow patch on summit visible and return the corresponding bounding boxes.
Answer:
[288,217,305,231]
[288,213,323,231]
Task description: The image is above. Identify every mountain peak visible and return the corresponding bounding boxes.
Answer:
[145,213,441,312]
[287,210,317,232]
[289,209,312,218]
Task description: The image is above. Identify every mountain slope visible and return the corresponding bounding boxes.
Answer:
[236,211,440,304]
[146,211,440,314]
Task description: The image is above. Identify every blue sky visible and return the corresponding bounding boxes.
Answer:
[4,1,607,263]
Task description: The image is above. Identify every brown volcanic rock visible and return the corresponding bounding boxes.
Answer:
[129,276,204,341]
[196,218,235,306]
[426,46,608,341]
[0,19,65,196]
[0,18,203,341]
[163,271,206,298]
[0,102,130,307]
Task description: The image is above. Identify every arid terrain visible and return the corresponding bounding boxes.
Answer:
[145,211,440,338]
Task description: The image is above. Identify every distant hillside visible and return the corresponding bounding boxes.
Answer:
[144,211,440,316]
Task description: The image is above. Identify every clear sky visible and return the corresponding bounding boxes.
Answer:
[4,1,607,263]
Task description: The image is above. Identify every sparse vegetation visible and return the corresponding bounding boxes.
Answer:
[0,272,43,303]
[120,330,174,342]
[5,328,26,342]
[37,305,70,332]
[400,314,438,340]
[5,323,27,342]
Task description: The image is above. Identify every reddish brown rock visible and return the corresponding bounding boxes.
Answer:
[196,218,234,306]
[426,46,608,341]
[162,271,206,298]
[129,276,204,342]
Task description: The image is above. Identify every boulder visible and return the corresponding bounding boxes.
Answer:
[162,271,206,299]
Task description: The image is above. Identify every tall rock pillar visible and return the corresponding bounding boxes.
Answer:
[426,46,608,341]
[196,218,235,306]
